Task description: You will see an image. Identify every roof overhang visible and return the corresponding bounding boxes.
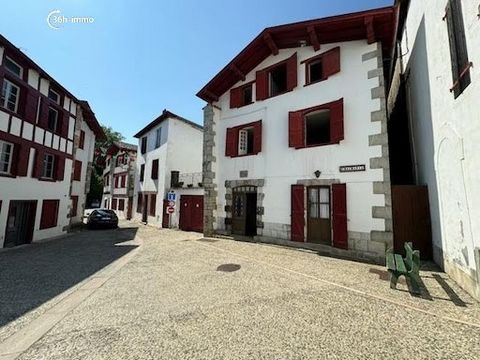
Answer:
[197,6,396,103]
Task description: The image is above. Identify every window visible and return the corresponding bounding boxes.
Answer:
[47,107,58,132]
[40,200,59,229]
[256,53,297,100]
[151,159,159,179]
[112,198,117,210]
[79,130,85,149]
[140,164,145,182]
[149,194,156,216]
[5,57,23,78]
[116,155,123,167]
[445,0,471,98]
[229,82,254,108]
[305,110,331,146]
[225,120,262,157]
[303,47,341,86]
[288,98,344,149]
[121,174,126,188]
[73,160,82,181]
[1,79,20,113]
[48,89,60,104]
[42,154,55,179]
[118,199,125,211]
[71,196,78,217]
[155,128,162,148]
[0,140,13,175]
[141,137,147,154]
[308,187,330,220]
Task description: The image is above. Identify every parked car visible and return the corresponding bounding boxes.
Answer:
[87,209,118,229]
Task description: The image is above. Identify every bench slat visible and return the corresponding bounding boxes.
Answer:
[386,253,396,271]
[394,254,407,273]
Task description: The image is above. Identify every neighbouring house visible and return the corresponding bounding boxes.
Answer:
[133,109,204,231]
[101,141,137,219]
[197,7,396,263]
[0,34,105,248]
[387,0,480,300]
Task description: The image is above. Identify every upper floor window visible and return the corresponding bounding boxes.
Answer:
[225,120,262,158]
[47,107,59,132]
[1,79,20,113]
[303,47,341,86]
[141,136,147,154]
[445,0,471,98]
[305,110,331,146]
[0,140,13,175]
[48,89,60,104]
[256,53,297,101]
[42,154,55,179]
[155,128,162,148]
[230,82,254,109]
[4,57,23,78]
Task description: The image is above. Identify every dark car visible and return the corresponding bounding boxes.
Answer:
[87,209,118,229]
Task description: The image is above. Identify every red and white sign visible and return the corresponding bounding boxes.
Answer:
[168,201,175,207]
[166,207,175,214]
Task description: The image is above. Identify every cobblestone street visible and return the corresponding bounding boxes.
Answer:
[0,222,479,359]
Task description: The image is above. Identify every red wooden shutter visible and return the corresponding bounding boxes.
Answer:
[225,128,238,157]
[286,53,298,91]
[39,99,49,128]
[55,156,65,181]
[255,70,268,100]
[330,98,344,144]
[230,87,242,108]
[57,111,67,137]
[253,120,262,154]
[40,200,59,229]
[71,196,78,217]
[32,149,44,178]
[121,174,126,187]
[112,198,117,210]
[151,159,159,179]
[291,185,305,242]
[322,47,341,79]
[24,90,38,123]
[10,143,20,176]
[332,183,348,249]
[288,111,305,148]
[16,144,30,177]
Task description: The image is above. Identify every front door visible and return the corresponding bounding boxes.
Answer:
[179,195,204,232]
[232,186,257,236]
[307,186,331,244]
[4,201,37,248]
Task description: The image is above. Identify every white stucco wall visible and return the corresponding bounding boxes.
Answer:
[212,41,385,237]
[400,0,480,296]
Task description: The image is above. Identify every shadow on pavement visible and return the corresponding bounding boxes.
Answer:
[0,226,138,328]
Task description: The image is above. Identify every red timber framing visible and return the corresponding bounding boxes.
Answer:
[197,6,396,102]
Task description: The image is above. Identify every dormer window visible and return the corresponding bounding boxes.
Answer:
[256,53,297,101]
[229,82,254,109]
[48,89,60,104]
[5,57,23,78]
[303,47,341,86]
[308,60,323,83]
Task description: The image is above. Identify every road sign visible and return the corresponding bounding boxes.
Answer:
[167,191,176,201]
[168,201,175,207]
[166,207,175,214]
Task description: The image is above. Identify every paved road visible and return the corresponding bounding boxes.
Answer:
[0,223,479,359]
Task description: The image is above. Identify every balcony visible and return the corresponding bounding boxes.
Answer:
[171,171,202,189]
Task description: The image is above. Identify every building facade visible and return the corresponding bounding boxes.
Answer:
[388,0,480,300]
[0,35,104,248]
[198,8,396,263]
[101,141,137,220]
[133,110,204,231]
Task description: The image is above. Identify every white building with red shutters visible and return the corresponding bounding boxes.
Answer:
[101,141,137,220]
[0,35,104,248]
[198,7,396,263]
[133,110,204,232]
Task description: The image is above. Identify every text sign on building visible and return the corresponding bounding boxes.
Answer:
[339,164,366,173]
[167,191,176,201]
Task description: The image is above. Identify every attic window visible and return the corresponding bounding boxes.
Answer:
[269,63,287,96]
[243,84,252,105]
[308,60,323,83]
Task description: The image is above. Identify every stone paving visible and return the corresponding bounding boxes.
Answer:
[0,222,479,359]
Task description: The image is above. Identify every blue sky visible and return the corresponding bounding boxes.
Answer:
[1,0,392,143]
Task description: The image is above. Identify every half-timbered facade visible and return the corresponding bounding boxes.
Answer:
[0,35,104,247]
[198,7,396,263]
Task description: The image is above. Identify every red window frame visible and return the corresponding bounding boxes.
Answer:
[229,81,255,109]
[225,120,262,158]
[301,47,341,86]
[256,53,297,101]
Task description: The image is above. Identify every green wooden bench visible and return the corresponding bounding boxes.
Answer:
[386,242,421,293]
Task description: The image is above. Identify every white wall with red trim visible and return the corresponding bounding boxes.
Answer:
[212,40,386,238]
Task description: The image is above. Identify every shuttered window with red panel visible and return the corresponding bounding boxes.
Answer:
[40,200,59,229]
[291,185,305,242]
[121,174,126,188]
[0,135,30,177]
[24,88,39,124]
[225,120,262,157]
[303,47,341,86]
[73,160,82,181]
[79,130,85,150]
[112,198,117,210]
[71,196,78,217]
[332,183,348,249]
[149,194,156,216]
[288,98,344,149]
[151,159,159,180]
[256,53,297,100]
[229,81,254,109]
[54,155,65,181]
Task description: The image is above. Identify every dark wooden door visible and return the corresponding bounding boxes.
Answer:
[4,201,37,248]
[179,195,204,232]
[307,186,331,244]
[392,185,432,259]
[232,192,246,235]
